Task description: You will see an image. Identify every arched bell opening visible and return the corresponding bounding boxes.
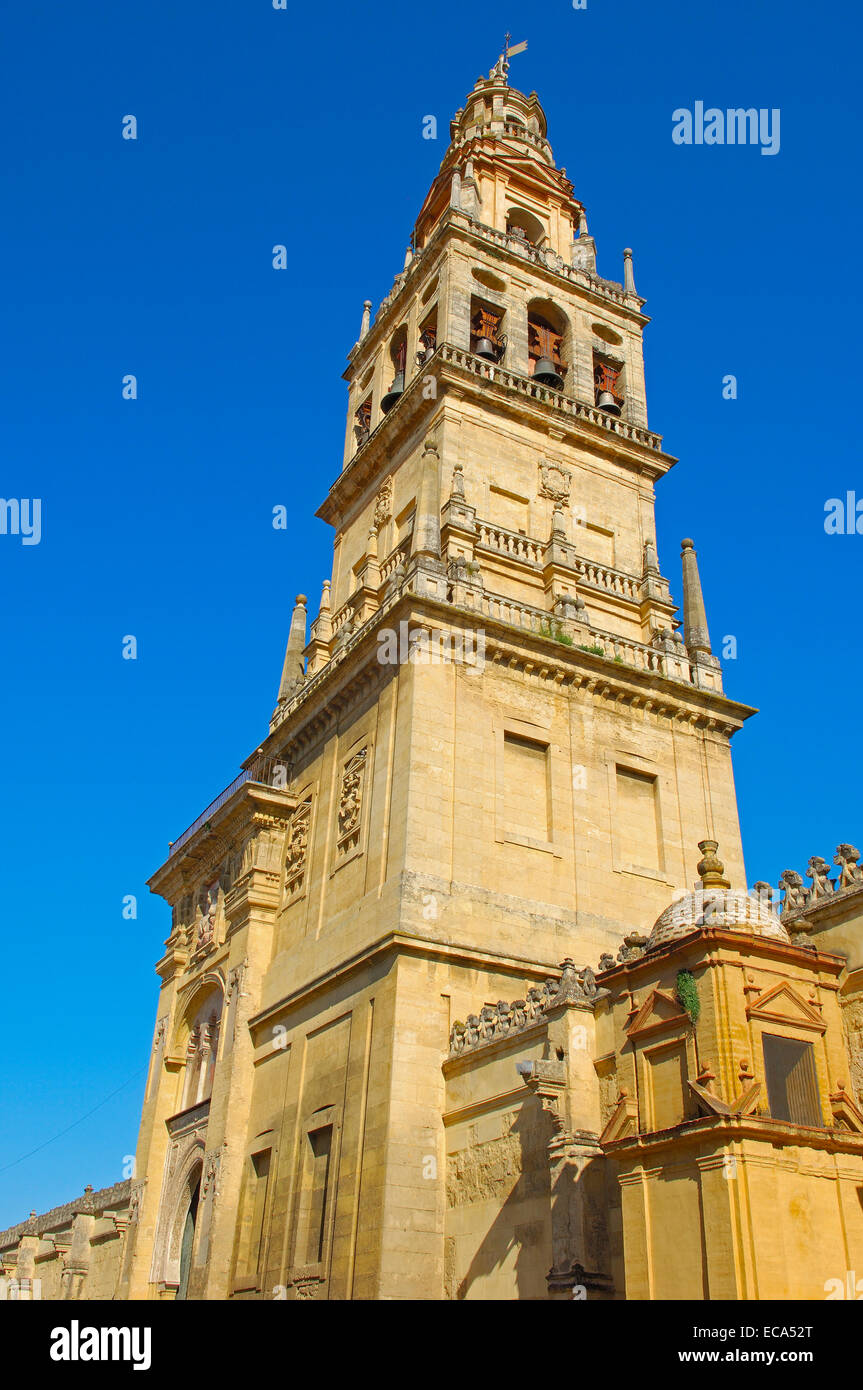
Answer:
[527,299,570,391]
[381,327,408,413]
[506,206,546,247]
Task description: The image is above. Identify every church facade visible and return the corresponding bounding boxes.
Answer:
[4,58,863,1302]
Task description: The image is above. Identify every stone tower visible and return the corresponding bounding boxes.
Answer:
[122,55,757,1301]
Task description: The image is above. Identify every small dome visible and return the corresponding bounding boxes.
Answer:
[647,888,790,953]
[646,839,791,953]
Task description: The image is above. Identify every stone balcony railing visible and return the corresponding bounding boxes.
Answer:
[475,520,647,604]
[476,521,543,566]
[478,592,692,682]
[166,751,291,859]
[370,206,641,345]
[460,218,632,307]
[437,345,663,451]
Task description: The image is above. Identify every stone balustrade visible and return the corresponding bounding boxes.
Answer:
[437,345,663,451]
[476,521,543,566]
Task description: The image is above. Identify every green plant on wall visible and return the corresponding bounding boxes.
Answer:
[675,969,700,1023]
[539,620,574,646]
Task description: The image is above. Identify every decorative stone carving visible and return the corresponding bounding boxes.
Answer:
[539,461,572,504]
[196,881,219,949]
[778,869,808,916]
[374,477,393,530]
[448,961,604,1057]
[616,933,648,964]
[807,856,835,900]
[835,843,863,891]
[284,796,312,898]
[337,749,368,857]
[226,963,245,1003]
[201,1152,220,1201]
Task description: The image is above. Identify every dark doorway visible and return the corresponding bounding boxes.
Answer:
[176,1178,200,1301]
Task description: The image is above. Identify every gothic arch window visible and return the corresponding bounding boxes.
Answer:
[179,985,224,1111]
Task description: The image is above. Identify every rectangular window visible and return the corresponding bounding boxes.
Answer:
[616,766,660,873]
[236,1148,271,1286]
[762,1035,821,1127]
[644,1040,688,1130]
[504,733,550,842]
[303,1125,333,1266]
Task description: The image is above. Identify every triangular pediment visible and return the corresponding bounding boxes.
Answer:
[599,1090,639,1145]
[746,982,826,1034]
[626,989,691,1040]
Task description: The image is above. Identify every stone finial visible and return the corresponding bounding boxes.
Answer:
[642,538,659,576]
[697,839,731,890]
[547,958,590,1007]
[403,245,413,271]
[449,167,462,210]
[623,248,638,295]
[360,300,372,339]
[411,438,442,562]
[277,595,307,703]
[451,463,465,499]
[680,538,713,655]
[551,502,567,540]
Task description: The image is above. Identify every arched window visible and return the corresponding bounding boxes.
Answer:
[506,207,546,247]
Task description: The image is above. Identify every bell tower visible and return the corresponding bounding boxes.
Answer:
[128,53,756,1302]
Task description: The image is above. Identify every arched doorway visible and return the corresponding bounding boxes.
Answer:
[176,1177,200,1301]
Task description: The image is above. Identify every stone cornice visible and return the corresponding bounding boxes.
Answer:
[262,591,756,772]
[149,782,296,900]
[595,925,847,988]
[249,925,580,1039]
[604,1111,863,1159]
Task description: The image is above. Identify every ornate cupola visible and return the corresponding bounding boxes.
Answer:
[413,55,590,268]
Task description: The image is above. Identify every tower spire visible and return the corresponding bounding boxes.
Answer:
[276,594,307,704]
[680,539,712,655]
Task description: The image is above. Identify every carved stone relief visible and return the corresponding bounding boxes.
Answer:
[539,461,572,504]
[284,796,313,899]
[336,749,368,858]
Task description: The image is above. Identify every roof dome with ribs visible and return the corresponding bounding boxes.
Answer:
[646,841,791,953]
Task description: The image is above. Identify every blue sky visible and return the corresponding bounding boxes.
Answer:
[1,0,860,1226]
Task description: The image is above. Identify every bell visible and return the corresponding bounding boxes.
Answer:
[597,390,620,415]
[475,336,498,361]
[532,356,564,389]
[381,371,405,414]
